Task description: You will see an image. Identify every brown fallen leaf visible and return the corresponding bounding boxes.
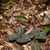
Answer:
[41,21,50,25]
[0,15,3,19]
[40,43,47,50]
[23,45,28,50]
[25,27,33,34]
[0,39,12,50]
[6,28,15,35]
[18,20,29,26]
[0,45,4,50]
[28,46,31,50]
[1,18,8,24]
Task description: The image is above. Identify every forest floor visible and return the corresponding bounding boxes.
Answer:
[0,1,50,50]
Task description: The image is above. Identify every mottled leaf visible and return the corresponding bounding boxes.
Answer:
[5,34,18,42]
[16,37,31,43]
[21,34,31,39]
[30,28,39,34]
[35,32,46,39]
[28,28,39,38]
[17,27,24,35]
[31,43,40,50]
[28,33,35,39]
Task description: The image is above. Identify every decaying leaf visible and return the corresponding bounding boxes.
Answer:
[25,27,33,34]
[40,43,47,50]
[0,15,3,19]
[41,17,49,25]
[1,18,8,23]
[6,28,14,35]
[0,45,4,50]
[23,45,29,50]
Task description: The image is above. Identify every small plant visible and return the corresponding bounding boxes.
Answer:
[5,26,50,50]
[31,26,50,50]
[5,27,31,43]
[5,27,46,43]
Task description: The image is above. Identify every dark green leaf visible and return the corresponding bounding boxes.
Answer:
[31,28,39,34]
[34,28,39,33]
[17,27,24,35]
[35,32,46,39]
[28,33,35,39]
[31,43,40,50]
[5,34,18,41]
[21,34,31,39]
[16,37,31,43]
[28,28,39,38]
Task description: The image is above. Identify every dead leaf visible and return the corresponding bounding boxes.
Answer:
[25,27,33,34]
[41,17,49,25]
[6,28,15,35]
[40,43,47,50]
